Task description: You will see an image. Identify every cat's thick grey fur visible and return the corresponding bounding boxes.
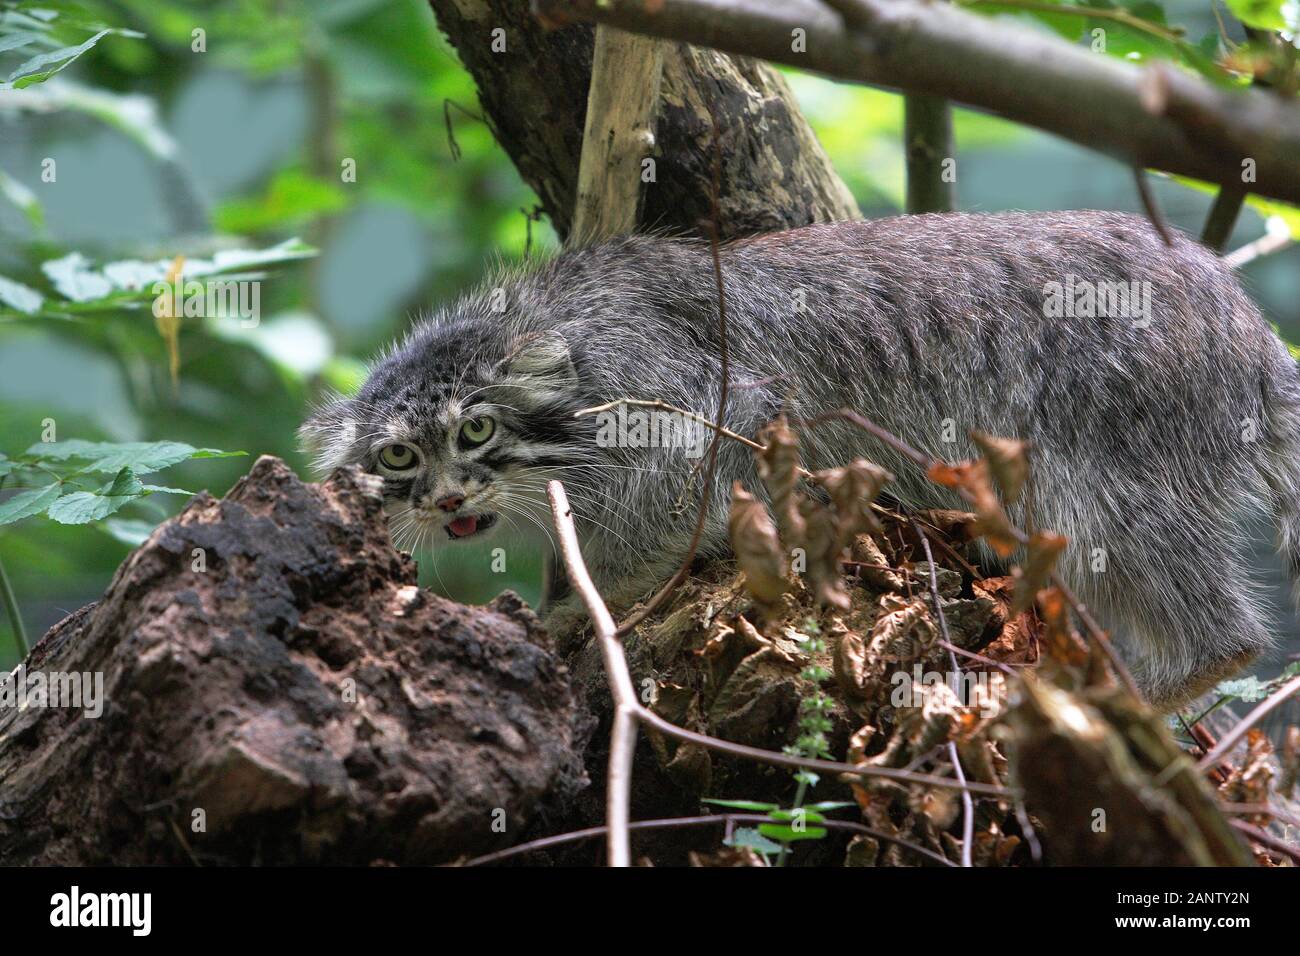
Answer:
[302,211,1300,707]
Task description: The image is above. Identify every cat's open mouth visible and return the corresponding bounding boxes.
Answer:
[445,512,497,539]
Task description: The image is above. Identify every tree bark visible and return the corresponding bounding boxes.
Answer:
[429,0,859,240]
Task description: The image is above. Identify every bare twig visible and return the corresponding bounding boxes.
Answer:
[1220,802,1300,832]
[1224,215,1295,269]
[576,398,781,467]
[547,482,636,866]
[1197,673,1300,772]
[441,99,487,162]
[0,549,27,658]
[915,523,974,868]
[939,639,1021,676]
[0,476,29,657]
[1013,800,1043,863]
[459,812,957,867]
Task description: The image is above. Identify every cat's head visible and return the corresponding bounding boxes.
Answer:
[299,316,589,554]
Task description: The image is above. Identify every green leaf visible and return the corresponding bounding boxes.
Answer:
[0,481,62,525]
[801,801,857,812]
[700,798,780,812]
[1226,0,1290,31]
[2,27,145,90]
[102,517,158,547]
[141,484,193,496]
[758,822,828,843]
[41,252,113,302]
[1216,675,1275,702]
[769,808,828,824]
[24,440,244,475]
[0,273,43,314]
[0,168,44,231]
[0,31,45,55]
[724,827,783,855]
[1216,662,1300,702]
[46,467,143,524]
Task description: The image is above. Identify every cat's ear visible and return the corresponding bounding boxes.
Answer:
[499,332,577,400]
[298,395,359,475]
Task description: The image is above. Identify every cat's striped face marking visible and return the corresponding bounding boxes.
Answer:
[300,320,588,556]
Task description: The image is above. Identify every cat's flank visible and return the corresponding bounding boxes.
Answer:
[301,211,1300,708]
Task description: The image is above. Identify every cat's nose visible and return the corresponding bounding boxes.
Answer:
[435,493,465,513]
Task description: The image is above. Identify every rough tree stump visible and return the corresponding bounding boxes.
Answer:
[0,457,590,865]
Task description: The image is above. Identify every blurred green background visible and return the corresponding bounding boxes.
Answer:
[1,0,1298,674]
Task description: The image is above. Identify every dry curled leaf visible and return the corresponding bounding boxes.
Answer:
[1037,586,1090,668]
[728,482,790,609]
[1219,728,1275,810]
[970,430,1031,506]
[799,495,851,609]
[1012,530,1068,613]
[870,594,938,665]
[833,623,872,701]
[1282,726,1299,798]
[971,576,1041,668]
[928,459,1019,557]
[847,533,905,592]
[756,415,804,545]
[812,458,892,538]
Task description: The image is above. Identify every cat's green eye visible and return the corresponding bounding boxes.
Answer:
[377,443,419,471]
[459,416,495,448]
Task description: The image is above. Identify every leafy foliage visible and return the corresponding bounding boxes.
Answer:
[961,0,1300,89]
[0,238,315,320]
[0,440,243,529]
[0,1,144,91]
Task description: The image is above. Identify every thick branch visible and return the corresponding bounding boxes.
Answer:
[535,0,1300,206]
[429,0,859,240]
[903,94,955,214]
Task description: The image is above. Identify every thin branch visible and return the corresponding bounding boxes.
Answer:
[1133,167,1174,246]
[1224,216,1295,269]
[915,523,974,868]
[962,0,1190,46]
[547,482,636,866]
[1220,802,1300,832]
[1196,673,1300,771]
[0,476,29,657]
[0,549,27,658]
[1201,184,1247,252]
[459,812,957,867]
[576,398,778,467]
[1013,800,1043,863]
[533,0,1300,206]
[939,639,1021,676]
